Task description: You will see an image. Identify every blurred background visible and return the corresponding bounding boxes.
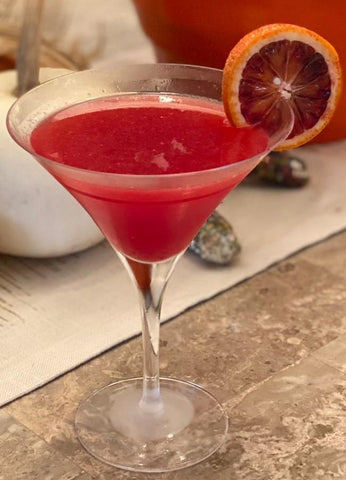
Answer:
[1,0,344,142]
[0,0,154,71]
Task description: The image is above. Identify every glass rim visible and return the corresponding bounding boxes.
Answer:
[7,63,292,183]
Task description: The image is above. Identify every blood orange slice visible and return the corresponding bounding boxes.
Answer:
[222,24,342,150]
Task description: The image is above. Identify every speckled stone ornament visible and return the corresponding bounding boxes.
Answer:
[254,151,309,188]
[189,211,241,265]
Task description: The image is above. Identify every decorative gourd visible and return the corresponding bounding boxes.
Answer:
[0,68,104,257]
[133,0,346,143]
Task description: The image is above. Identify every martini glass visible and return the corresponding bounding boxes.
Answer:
[7,64,293,473]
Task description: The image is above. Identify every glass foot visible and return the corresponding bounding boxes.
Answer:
[75,377,228,473]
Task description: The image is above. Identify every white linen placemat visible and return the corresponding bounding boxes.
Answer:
[1,142,346,405]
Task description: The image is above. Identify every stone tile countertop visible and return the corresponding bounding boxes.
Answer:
[1,230,346,479]
[1,2,346,478]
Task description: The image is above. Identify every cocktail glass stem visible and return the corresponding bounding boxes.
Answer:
[118,253,181,414]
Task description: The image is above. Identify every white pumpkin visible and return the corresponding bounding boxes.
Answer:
[0,68,104,257]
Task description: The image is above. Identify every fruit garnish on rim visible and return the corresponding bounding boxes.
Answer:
[222,23,342,150]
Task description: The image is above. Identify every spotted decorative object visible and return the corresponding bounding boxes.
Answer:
[254,151,309,188]
[189,211,241,265]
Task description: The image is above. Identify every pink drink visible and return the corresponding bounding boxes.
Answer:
[31,94,268,262]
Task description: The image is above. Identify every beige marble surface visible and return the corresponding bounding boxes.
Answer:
[2,1,346,477]
[1,230,346,479]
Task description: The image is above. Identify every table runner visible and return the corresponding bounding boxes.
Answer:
[1,142,346,405]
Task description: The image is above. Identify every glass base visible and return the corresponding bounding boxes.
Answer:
[75,377,228,473]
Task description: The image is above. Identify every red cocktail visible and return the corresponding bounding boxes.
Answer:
[31,94,268,262]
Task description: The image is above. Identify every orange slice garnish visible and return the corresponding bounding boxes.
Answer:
[222,23,342,150]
